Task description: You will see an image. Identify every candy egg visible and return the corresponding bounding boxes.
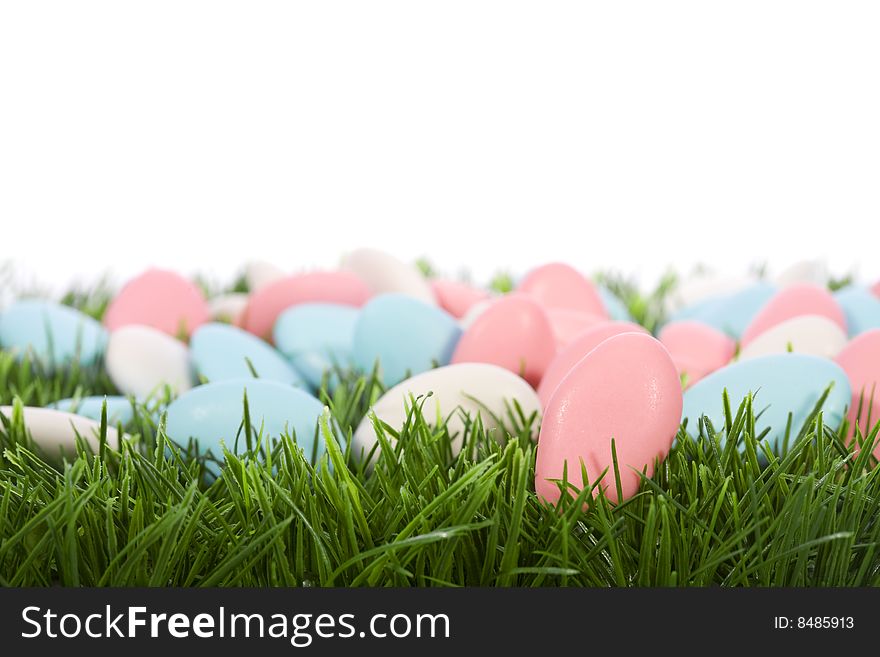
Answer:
[431,280,490,319]
[353,294,461,387]
[164,378,326,463]
[241,271,371,340]
[352,363,541,462]
[451,295,555,387]
[190,322,303,385]
[535,333,682,504]
[517,263,607,316]
[105,325,193,398]
[0,406,120,455]
[274,303,358,389]
[658,321,736,387]
[775,259,828,287]
[245,260,286,292]
[834,329,880,453]
[0,299,107,367]
[738,315,847,361]
[545,309,606,348]
[681,354,850,450]
[51,395,134,425]
[740,283,845,346]
[834,287,880,336]
[208,293,249,325]
[104,268,209,338]
[340,248,435,304]
[668,282,777,338]
[537,321,647,407]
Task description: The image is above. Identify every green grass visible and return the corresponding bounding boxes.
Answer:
[1,272,879,587]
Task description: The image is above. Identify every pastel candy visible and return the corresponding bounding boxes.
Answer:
[535,333,682,504]
[0,405,120,456]
[191,322,303,385]
[431,280,490,319]
[0,299,107,367]
[537,321,647,408]
[834,329,880,453]
[834,287,880,336]
[353,294,461,386]
[682,354,851,450]
[775,259,828,287]
[740,283,845,346]
[518,263,607,316]
[242,271,371,340]
[658,321,736,387]
[738,315,847,361]
[51,395,134,425]
[245,260,286,292]
[104,268,209,338]
[340,248,435,304]
[274,303,359,388]
[451,295,555,387]
[208,293,249,325]
[545,309,606,348]
[872,281,880,299]
[164,379,326,462]
[668,282,776,338]
[352,363,541,462]
[105,325,193,398]
[598,287,631,321]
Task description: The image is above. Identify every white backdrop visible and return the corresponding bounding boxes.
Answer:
[2,1,879,292]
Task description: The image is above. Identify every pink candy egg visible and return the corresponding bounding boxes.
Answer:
[834,329,880,456]
[658,320,736,387]
[740,283,846,346]
[545,309,607,348]
[242,271,371,340]
[430,280,490,319]
[104,268,209,338]
[537,321,647,407]
[518,263,608,316]
[872,280,880,299]
[535,332,682,504]
[451,295,555,387]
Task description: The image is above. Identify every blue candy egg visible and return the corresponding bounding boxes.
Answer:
[273,303,358,389]
[52,395,134,425]
[0,299,107,367]
[190,322,303,385]
[598,286,631,321]
[165,378,327,463]
[668,282,776,338]
[682,353,851,449]
[353,293,462,386]
[834,287,880,336]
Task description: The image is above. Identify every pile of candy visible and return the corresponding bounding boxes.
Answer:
[2,249,880,503]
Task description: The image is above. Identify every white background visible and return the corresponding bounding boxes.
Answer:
[1,1,879,293]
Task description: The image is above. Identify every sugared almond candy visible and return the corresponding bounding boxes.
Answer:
[535,333,682,504]
[537,321,647,407]
[431,280,490,319]
[104,268,209,338]
[518,263,607,316]
[241,271,371,340]
[740,283,846,347]
[658,320,736,387]
[451,295,555,387]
